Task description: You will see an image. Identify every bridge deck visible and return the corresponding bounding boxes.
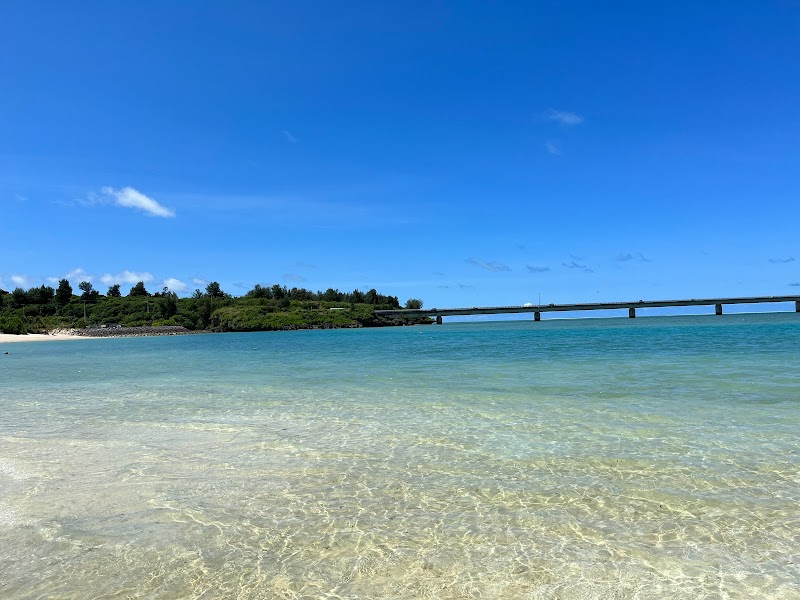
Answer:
[376,295,800,319]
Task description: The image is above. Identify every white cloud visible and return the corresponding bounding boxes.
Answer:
[545,140,562,156]
[191,277,207,286]
[545,109,583,126]
[163,278,189,293]
[283,130,298,143]
[283,273,306,283]
[66,267,93,282]
[10,274,31,288]
[99,271,154,285]
[100,186,175,218]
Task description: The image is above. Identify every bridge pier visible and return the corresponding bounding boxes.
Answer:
[715,303,723,316]
[796,301,800,312]
[629,307,635,318]
[534,311,541,322]
[436,315,442,325]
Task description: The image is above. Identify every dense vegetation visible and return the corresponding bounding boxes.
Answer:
[0,280,428,334]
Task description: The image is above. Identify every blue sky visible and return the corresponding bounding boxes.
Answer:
[2,1,799,310]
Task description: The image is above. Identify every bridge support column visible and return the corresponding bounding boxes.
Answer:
[715,303,723,316]
[796,301,800,313]
[436,315,442,325]
[629,307,635,318]
[534,311,541,322]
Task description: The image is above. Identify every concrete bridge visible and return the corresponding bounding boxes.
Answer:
[376,295,800,324]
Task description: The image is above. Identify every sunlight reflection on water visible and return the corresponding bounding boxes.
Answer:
[2,314,799,598]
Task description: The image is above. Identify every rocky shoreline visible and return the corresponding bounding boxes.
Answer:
[53,326,195,338]
[44,319,430,338]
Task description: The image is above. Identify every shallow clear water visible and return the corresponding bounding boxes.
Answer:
[1,314,799,599]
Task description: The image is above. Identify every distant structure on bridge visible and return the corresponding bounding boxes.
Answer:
[376,295,800,324]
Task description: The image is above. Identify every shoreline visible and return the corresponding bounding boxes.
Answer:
[0,326,196,344]
[0,321,431,344]
[0,332,87,344]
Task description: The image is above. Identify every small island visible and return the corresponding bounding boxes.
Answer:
[0,280,430,335]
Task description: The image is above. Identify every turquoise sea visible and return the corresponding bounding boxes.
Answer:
[1,313,799,599]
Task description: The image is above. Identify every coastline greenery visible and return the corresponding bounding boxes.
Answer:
[0,281,428,334]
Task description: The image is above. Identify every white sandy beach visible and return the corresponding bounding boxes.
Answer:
[0,332,83,344]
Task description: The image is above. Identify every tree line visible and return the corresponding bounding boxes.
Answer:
[0,279,425,334]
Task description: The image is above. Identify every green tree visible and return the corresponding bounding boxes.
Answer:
[11,287,28,306]
[405,298,424,309]
[107,284,121,298]
[56,279,72,306]
[25,286,41,304]
[34,285,55,304]
[0,314,27,334]
[322,288,341,302]
[79,281,94,302]
[206,281,224,298]
[270,284,285,300]
[129,281,149,296]
[247,284,268,299]
[197,296,212,327]
[160,290,178,318]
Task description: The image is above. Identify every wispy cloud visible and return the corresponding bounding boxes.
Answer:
[563,261,593,273]
[789,282,800,287]
[99,271,154,286]
[616,252,653,262]
[545,109,583,126]
[163,277,189,293]
[466,258,512,272]
[191,277,208,286]
[283,273,306,283]
[283,130,298,144]
[769,257,795,264]
[545,140,562,156]
[95,186,175,218]
[295,261,317,270]
[10,274,31,288]
[170,189,415,228]
[527,265,551,273]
